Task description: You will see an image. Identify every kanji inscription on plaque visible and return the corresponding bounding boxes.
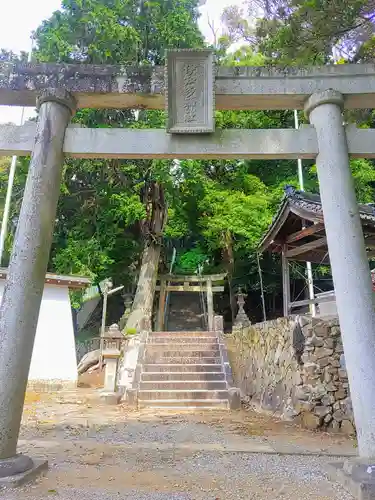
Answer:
[166,49,215,134]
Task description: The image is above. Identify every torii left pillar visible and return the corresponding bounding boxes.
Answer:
[0,89,75,483]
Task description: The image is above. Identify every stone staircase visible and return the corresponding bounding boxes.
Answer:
[137,329,233,409]
[166,291,205,331]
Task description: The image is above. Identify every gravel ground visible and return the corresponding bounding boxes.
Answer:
[2,451,353,500]
[84,421,244,444]
[6,392,355,499]
[4,491,192,500]
[20,420,267,446]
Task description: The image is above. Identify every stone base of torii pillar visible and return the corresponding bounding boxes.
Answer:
[327,458,375,500]
[0,456,48,488]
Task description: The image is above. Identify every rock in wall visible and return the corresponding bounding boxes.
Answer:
[230,316,354,434]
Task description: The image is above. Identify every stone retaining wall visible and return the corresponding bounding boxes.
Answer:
[230,316,354,434]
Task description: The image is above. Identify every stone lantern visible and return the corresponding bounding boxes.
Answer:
[233,288,251,329]
[119,292,133,331]
[100,323,123,405]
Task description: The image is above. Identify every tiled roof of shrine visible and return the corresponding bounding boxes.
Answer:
[259,186,375,259]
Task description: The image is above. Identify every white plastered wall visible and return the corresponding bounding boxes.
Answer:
[0,280,77,383]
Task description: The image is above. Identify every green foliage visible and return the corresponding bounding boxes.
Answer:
[310,159,375,204]
[2,0,375,322]
[220,46,266,67]
[0,156,29,267]
[35,0,204,64]
[350,159,375,203]
[197,180,270,250]
[222,0,374,64]
[174,246,210,275]
[6,0,204,292]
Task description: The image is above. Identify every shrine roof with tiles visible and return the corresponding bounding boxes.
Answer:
[258,188,375,264]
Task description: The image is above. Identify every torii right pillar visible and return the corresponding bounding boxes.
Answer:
[305,89,375,494]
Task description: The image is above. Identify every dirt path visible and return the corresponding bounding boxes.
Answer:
[2,389,357,499]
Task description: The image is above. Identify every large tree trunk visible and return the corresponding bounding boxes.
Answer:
[125,242,161,331]
[124,182,167,333]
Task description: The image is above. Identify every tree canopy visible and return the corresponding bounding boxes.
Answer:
[222,0,375,64]
[1,0,375,324]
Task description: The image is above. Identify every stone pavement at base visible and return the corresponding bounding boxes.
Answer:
[2,390,358,499]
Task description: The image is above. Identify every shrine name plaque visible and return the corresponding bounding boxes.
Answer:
[166,49,215,134]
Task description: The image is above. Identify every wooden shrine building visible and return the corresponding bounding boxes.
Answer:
[155,273,226,331]
[258,188,375,316]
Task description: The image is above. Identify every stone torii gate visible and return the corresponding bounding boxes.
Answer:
[1,52,375,491]
[155,273,226,331]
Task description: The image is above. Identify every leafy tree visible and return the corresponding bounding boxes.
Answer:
[174,245,209,274]
[27,0,205,330]
[4,0,375,327]
[0,156,30,266]
[222,0,375,64]
[0,50,29,63]
[35,0,204,64]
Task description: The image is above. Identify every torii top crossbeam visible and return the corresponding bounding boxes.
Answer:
[2,55,375,160]
[1,61,375,110]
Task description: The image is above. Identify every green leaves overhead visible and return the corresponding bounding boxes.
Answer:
[35,0,204,64]
[17,0,204,286]
[199,182,271,250]
[222,0,375,64]
[2,0,375,321]
[164,157,272,257]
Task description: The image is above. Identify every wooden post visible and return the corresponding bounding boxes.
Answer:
[157,279,167,331]
[99,280,111,370]
[282,245,291,317]
[207,278,214,331]
[0,89,75,462]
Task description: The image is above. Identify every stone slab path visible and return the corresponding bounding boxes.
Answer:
[1,390,358,499]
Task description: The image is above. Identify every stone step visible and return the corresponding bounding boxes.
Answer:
[138,399,229,410]
[144,357,221,364]
[145,346,220,354]
[141,372,225,381]
[145,350,220,359]
[138,389,229,400]
[149,331,216,338]
[138,399,229,409]
[139,327,229,409]
[139,381,227,390]
[148,337,219,344]
[142,364,223,373]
